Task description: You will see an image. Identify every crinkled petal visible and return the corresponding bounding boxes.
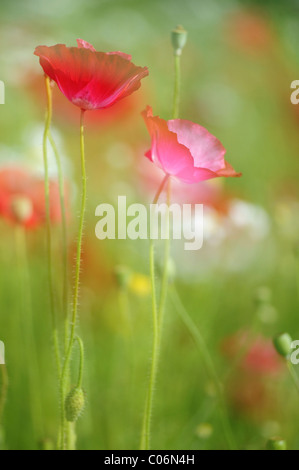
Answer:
[142,106,241,184]
[76,39,96,51]
[34,43,148,110]
[167,119,226,172]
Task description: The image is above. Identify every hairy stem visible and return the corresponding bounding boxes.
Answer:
[60,109,87,450]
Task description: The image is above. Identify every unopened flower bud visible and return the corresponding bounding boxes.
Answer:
[273,333,292,358]
[171,25,188,56]
[11,196,33,223]
[266,438,287,450]
[65,387,85,422]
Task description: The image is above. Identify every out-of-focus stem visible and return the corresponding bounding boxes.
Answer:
[0,365,8,425]
[48,132,69,354]
[287,361,299,395]
[140,175,169,450]
[170,287,237,450]
[15,226,44,443]
[43,75,61,375]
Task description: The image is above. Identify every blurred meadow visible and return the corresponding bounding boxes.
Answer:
[1,0,299,450]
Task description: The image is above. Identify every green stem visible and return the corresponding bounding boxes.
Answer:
[158,178,171,331]
[140,45,181,450]
[287,361,299,395]
[48,129,71,450]
[43,75,61,376]
[140,175,169,450]
[60,108,87,450]
[140,241,159,450]
[48,132,69,354]
[75,336,84,389]
[0,365,8,425]
[172,54,181,120]
[170,287,237,450]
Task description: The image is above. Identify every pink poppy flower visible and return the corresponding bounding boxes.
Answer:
[0,167,66,229]
[142,106,241,184]
[34,39,149,110]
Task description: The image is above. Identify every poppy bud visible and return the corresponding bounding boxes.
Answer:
[171,25,188,56]
[11,196,33,223]
[273,333,292,358]
[65,387,85,422]
[266,438,287,450]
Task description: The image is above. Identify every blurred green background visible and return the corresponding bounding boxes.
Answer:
[1,0,299,450]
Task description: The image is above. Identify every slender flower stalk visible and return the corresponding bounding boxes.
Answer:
[48,130,71,448]
[60,109,87,450]
[0,364,8,449]
[43,75,61,375]
[172,55,180,120]
[170,287,237,450]
[140,175,169,450]
[140,28,184,451]
[287,361,299,395]
[75,336,84,389]
[48,132,69,353]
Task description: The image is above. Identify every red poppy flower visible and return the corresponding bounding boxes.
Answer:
[142,106,241,184]
[0,167,65,229]
[34,39,149,111]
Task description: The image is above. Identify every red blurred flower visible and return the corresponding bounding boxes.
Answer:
[0,167,65,229]
[34,39,149,111]
[222,331,282,376]
[222,331,284,417]
[142,106,241,184]
[225,11,274,54]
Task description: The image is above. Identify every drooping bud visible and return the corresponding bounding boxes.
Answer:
[273,333,292,358]
[65,387,85,422]
[266,438,287,450]
[11,196,33,224]
[171,25,188,56]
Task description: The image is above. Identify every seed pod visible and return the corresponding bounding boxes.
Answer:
[273,333,292,358]
[171,25,188,56]
[266,438,287,450]
[65,387,85,422]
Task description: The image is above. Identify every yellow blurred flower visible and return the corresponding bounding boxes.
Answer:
[128,273,151,297]
[195,423,213,440]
